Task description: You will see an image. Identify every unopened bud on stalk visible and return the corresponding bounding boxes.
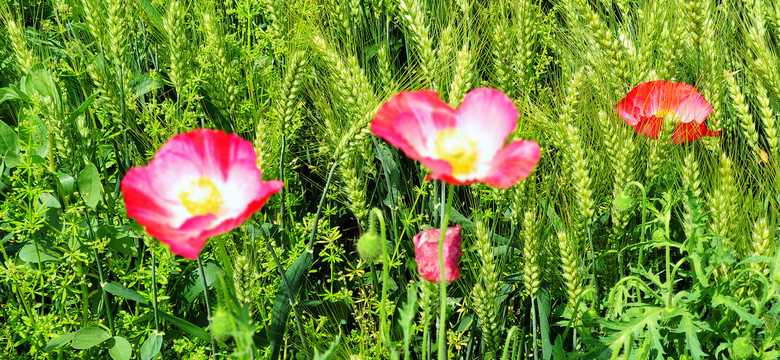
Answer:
[613,190,635,213]
[357,230,382,262]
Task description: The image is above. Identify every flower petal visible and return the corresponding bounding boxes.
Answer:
[632,115,663,139]
[672,122,722,144]
[479,140,540,188]
[456,88,519,159]
[372,90,457,159]
[674,90,713,124]
[121,129,283,259]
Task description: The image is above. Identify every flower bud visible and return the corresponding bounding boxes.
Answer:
[357,231,382,262]
[413,225,463,283]
[613,190,635,213]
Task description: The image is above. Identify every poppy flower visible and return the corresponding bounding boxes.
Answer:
[412,225,463,283]
[371,88,540,188]
[121,129,284,259]
[615,81,721,144]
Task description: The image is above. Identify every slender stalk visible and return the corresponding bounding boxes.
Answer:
[371,209,389,347]
[532,299,538,360]
[437,183,454,360]
[197,256,218,360]
[150,247,164,359]
[279,134,286,249]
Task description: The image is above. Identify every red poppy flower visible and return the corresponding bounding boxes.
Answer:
[371,88,540,188]
[121,129,284,259]
[615,81,721,144]
[412,225,462,283]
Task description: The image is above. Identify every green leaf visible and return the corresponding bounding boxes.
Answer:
[39,193,61,209]
[71,325,111,350]
[269,250,313,360]
[140,331,162,360]
[108,336,132,360]
[712,294,762,326]
[398,283,418,359]
[158,312,210,342]
[132,72,164,96]
[183,261,223,302]
[78,163,103,208]
[0,121,20,156]
[58,171,75,195]
[65,92,99,125]
[103,281,148,303]
[537,286,552,360]
[0,86,28,103]
[45,332,74,352]
[136,0,165,36]
[19,241,59,263]
[676,316,706,360]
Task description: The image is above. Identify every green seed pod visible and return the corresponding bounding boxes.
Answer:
[731,336,754,360]
[613,190,635,213]
[357,231,382,262]
[652,228,666,242]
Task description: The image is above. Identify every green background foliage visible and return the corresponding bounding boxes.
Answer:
[0,0,779,359]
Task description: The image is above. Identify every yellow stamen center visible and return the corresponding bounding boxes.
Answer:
[434,128,478,176]
[179,177,223,216]
[655,109,676,120]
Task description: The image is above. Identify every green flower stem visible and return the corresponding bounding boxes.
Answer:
[150,247,163,359]
[197,256,218,360]
[437,183,455,360]
[370,209,390,348]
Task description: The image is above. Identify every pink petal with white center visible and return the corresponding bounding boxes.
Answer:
[412,225,463,283]
[455,88,519,159]
[372,90,457,159]
[480,140,541,188]
[121,129,283,259]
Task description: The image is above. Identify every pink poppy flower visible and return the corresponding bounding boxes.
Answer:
[615,81,721,144]
[412,225,462,283]
[121,129,284,259]
[371,88,540,188]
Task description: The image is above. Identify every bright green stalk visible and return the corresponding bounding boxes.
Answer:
[197,256,218,360]
[370,209,390,348]
[437,183,455,360]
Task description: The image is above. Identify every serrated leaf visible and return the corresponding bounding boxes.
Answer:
[103,281,147,303]
[71,325,111,350]
[140,331,162,360]
[44,332,74,352]
[109,336,132,360]
[712,294,762,326]
[676,316,706,360]
[78,163,103,208]
[269,250,313,360]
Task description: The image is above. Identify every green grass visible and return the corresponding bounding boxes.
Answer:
[1,0,779,359]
